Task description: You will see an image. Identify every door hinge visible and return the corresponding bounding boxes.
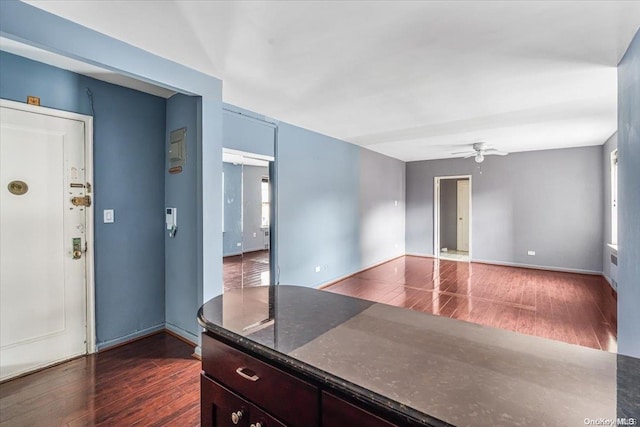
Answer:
[86,183,92,194]
[71,195,92,207]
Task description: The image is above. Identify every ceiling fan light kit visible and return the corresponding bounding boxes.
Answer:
[452,141,508,163]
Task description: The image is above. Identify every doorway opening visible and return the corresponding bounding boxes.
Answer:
[222,148,275,292]
[434,175,471,262]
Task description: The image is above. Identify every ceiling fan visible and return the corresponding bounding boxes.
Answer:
[452,142,508,163]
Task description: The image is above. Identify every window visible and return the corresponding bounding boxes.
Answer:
[261,177,270,228]
[611,149,618,246]
[222,171,225,232]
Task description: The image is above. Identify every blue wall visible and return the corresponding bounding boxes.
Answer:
[223,109,276,157]
[617,29,640,358]
[277,122,361,286]
[0,51,167,348]
[165,94,201,341]
[223,163,243,256]
[1,1,225,343]
[222,105,406,288]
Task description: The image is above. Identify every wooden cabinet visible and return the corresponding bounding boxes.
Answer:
[201,333,318,426]
[201,333,402,427]
[322,391,396,427]
[201,374,285,427]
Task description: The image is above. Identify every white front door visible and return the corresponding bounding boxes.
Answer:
[0,104,88,381]
[456,180,470,252]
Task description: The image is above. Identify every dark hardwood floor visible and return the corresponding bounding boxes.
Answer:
[223,250,270,291]
[0,333,200,427]
[324,256,617,352]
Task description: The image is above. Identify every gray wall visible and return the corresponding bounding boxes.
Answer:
[617,29,640,358]
[601,133,618,288]
[359,148,406,270]
[223,163,242,256]
[440,179,459,251]
[242,165,269,253]
[406,146,603,273]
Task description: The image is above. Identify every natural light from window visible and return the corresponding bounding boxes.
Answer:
[611,149,618,247]
[261,177,269,228]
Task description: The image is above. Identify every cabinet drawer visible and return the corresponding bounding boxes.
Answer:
[322,391,396,427]
[202,333,319,426]
[201,374,285,427]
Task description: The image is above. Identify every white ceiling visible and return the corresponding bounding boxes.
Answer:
[25,1,640,161]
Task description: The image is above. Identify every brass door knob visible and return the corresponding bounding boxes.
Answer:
[73,250,82,259]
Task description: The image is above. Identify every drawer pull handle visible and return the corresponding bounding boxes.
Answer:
[231,409,244,424]
[250,423,263,427]
[236,367,260,382]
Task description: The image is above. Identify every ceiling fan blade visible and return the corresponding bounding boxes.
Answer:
[451,151,474,155]
[485,151,509,156]
[463,153,476,159]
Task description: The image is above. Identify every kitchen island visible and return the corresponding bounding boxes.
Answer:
[198,285,639,426]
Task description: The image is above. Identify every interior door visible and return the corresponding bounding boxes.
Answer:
[0,105,88,381]
[456,180,470,252]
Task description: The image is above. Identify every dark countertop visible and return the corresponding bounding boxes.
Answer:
[198,285,640,427]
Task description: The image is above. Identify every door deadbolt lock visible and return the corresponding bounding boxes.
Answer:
[71,195,92,207]
[72,238,82,260]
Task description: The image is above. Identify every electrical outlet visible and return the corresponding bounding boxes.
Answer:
[394,200,398,206]
[253,232,257,237]
[237,242,242,247]
[314,266,321,273]
[527,250,535,256]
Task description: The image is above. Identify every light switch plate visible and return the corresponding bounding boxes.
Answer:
[104,209,114,223]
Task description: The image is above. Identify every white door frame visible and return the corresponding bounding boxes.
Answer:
[1,99,96,354]
[434,175,472,260]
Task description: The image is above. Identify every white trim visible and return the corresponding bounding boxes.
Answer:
[471,258,602,275]
[0,99,96,355]
[222,147,275,162]
[164,323,199,346]
[315,254,404,289]
[193,345,202,358]
[96,324,165,351]
[434,175,472,261]
[602,273,617,291]
[405,252,436,258]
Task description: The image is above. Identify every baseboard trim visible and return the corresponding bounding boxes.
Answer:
[602,274,618,293]
[317,254,404,289]
[405,252,436,259]
[96,324,165,352]
[223,252,242,258]
[164,323,199,346]
[223,248,269,258]
[193,345,202,360]
[471,258,602,276]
